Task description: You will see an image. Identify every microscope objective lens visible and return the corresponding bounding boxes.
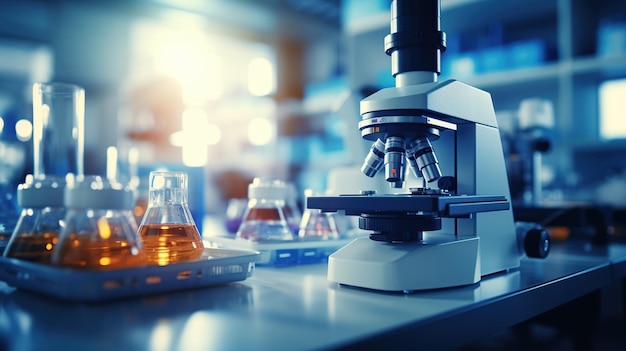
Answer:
[408,138,442,183]
[384,137,406,186]
[361,139,386,177]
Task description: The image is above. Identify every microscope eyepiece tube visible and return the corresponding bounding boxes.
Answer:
[407,138,442,183]
[384,137,406,187]
[384,0,446,77]
[361,139,386,177]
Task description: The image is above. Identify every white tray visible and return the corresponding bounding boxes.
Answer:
[0,247,260,302]
[207,235,360,267]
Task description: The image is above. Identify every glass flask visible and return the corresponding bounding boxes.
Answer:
[3,175,66,263]
[0,183,19,253]
[298,189,339,240]
[236,178,294,242]
[224,198,248,235]
[52,175,145,270]
[138,171,204,266]
[284,182,302,235]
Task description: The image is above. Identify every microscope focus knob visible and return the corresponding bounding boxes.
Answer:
[524,228,550,259]
[437,176,456,192]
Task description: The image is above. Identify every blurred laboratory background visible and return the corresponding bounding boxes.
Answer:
[0,0,625,232]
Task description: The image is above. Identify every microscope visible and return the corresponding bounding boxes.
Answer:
[307,0,549,292]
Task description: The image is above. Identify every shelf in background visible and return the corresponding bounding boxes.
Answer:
[447,53,626,90]
[571,54,626,78]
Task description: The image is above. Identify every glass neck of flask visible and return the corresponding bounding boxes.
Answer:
[150,188,186,206]
[249,198,285,208]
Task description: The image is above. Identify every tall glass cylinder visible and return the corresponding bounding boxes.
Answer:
[32,82,85,178]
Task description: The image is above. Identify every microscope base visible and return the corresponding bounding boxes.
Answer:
[328,236,480,292]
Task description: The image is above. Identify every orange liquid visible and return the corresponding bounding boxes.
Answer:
[4,232,59,264]
[138,223,204,266]
[245,207,283,221]
[55,233,145,270]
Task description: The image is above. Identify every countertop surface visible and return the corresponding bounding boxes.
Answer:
[1,239,625,351]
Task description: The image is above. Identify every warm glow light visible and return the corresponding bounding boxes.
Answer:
[157,255,170,266]
[15,119,33,142]
[106,146,118,181]
[169,108,222,167]
[248,57,275,96]
[134,205,146,218]
[600,78,626,140]
[150,320,173,351]
[154,30,223,105]
[181,138,208,167]
[97,217,111,240]
[168,131,185,147]
[100,257,111,266]
[247,117,274,145]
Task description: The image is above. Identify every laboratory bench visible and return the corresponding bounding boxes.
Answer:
[0,239,625,351]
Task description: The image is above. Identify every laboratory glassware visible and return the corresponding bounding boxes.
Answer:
[284,182,302,234]
[3,82,85,258]
[32,82,85,178]
[0,183,19,253]
[3,175,65,263]
[52,175,146,270]
[225,198,248,234]
[138,171,204,266]
[236,178,294,241]
[298,190,339,240]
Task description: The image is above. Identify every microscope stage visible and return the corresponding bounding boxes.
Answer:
[307,193,509,217]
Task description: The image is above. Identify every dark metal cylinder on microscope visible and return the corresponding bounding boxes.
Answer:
[384,0,446,76]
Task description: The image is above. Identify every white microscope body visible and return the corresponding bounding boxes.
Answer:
[315,80,521,292]
[307,0,528,292]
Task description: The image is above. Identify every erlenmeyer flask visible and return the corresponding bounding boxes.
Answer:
[284,182,302,235]
[3,175,65,263]
[298,190,339,240]
[138,171,204,266]
[52,175,145,270]
[236,178,294,242]
[0,182,19,253]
